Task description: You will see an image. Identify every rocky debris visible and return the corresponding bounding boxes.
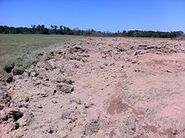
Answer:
[6,74,13,83]
[3,63,15,73]
[37,72,47,80]
[70,98,82,105]
[116,46,126,52]
[25,97,29,102]
[8,110,23,122]
[17,112,34,127]
[62,46,89,62]
[45,62,56,70]
[44,51,55,61]
[0,88,11,109]
[44,126,56,134]
[7,96,29,109]
[35,52,44,61]
[0,74,3,82]
[37,52,44,57]
[33,80,42,86]
[61,109,79,123]
[129,44,181,55]
[56,77,74,85]
[6,122,20,131]
[56,83,74,94]
[37,91,49,98]
[84,119,100,135]
[84,102,94,109]
[137,45,160,50]
[13,67,24,75]
[68,46,87,54]
[120,117,137,136]
[134,51,142,56]
[55,50,63,55]
[61,103,80,125]
[29,71,39,77]
[64,54,89,62]
[1,108,23,122]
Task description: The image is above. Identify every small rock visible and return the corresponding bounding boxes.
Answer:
[35,52,44,61]
[44,52,54,61]
[46,127,54,134]
[84,103,94,109]
[29,71,39,77]
[9,110,23,121]
[56,77,66,83]
[38,92,49,98]
[37,105,43,109]
[166,70,172,73]
[45,62,55,70]
[6,122,19,132]
[172,129,178,135]
[17,103,29,108]
[1,109,23,122]
[3,63,15,73]
[45,78,49,81]
[134,51,141,56]
[120,117,136,136]
[37,73,45,80]
[0,105,4,110]
[57,83,74,94]
[25,97,29,102]
[53,90,57,95]
[13,68,24,75]
[6,75,13,83]
[70,98,81,105]
[61,110,78,123]
[17,112,34,127]
[34,80,42,86]
[52,100,58,104]
[69,46,86,53]
[56,77,74,85]
[84,119,100,135]
[0,88,11,108]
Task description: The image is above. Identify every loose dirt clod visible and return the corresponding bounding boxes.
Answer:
[6,75,13,83]
[0,88,11,109]
[84,120,100,135]
[1,109,23,122]
[13,68,24,75]
[56,83,74,94]
[3,63,15,73]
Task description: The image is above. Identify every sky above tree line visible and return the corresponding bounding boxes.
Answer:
[0,0,185,32]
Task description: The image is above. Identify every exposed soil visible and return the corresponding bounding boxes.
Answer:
[1,37,185,138]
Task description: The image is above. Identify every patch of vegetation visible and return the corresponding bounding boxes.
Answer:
[0,34,81,74]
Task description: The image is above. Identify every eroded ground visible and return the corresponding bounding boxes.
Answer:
[1,38,185,138]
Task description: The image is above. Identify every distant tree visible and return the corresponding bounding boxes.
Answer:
[59,25,64,34]
[0,25,184,38]
[31,25,36,33]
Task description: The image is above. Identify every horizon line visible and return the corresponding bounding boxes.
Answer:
[0,24,184,33]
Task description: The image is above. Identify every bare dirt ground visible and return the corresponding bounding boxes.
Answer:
[1,37,185,138]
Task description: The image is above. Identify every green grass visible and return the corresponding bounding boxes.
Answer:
[0,34,81,73]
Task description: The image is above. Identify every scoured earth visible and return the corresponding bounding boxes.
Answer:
[1,38,185,138]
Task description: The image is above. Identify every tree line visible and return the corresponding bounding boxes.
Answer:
[0,25,184,38]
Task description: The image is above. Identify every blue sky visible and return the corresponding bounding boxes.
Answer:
[0,0,185,32]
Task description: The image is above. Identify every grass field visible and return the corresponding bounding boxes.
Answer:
[0,34,81,73]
